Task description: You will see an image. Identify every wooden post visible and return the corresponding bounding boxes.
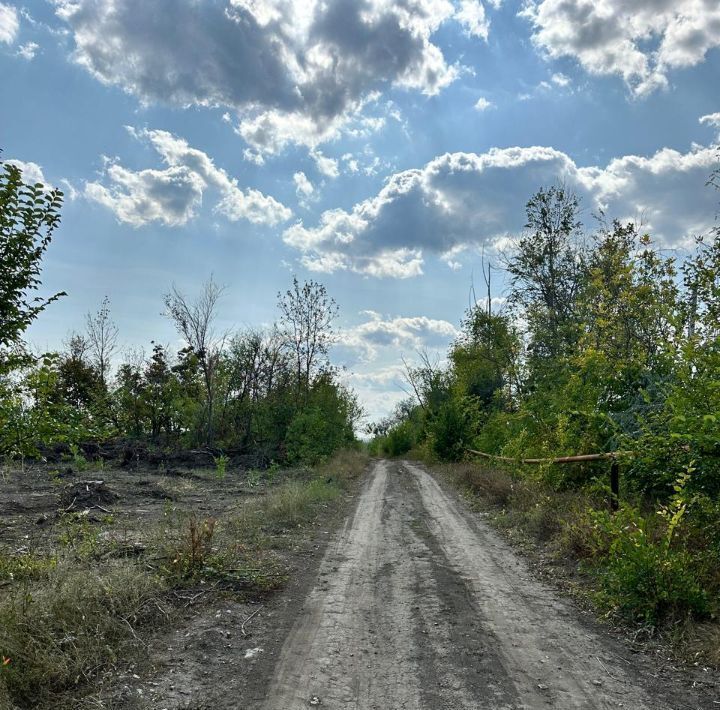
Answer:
[610,461,620,512]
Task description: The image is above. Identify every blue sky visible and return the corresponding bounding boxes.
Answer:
[2,0,719,422]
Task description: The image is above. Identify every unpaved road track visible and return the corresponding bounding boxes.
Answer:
[262,460,699,710]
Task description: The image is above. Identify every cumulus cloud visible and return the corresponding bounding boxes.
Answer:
[55,0,464,155]
[5,159,47,185]
[283,142,720,277]
[336,313,458,423]
[293,171,314,198]
[0,2,18,44]
[311,150,340,179]
[522,0,720,96]
[338,311,458,361]
[86,128,292,227]
[455,0,489,40]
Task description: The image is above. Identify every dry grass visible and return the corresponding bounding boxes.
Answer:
[0,558,165,708]
[439,462,515,508]
[0,449,369,709]
[439,461,608,551]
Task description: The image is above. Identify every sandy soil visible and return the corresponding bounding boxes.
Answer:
[259,460,717,710]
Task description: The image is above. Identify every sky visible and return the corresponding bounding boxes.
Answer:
[2,0,719,424]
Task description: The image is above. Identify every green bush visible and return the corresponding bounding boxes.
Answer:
[587,496,711,625]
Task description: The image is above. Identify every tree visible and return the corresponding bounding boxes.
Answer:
[278,277,338,397]
[451,306,521,407]
[56,332,101,409]
[0,159,65,370]
[164,277,225,443]
[86,296,119,389]
[507,186,587,364]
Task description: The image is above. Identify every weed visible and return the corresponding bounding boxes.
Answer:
[0,550,57,584]
[213,454,229,479]
[57,513,100,558]
[246,468,262,487]
[67,444,88,471]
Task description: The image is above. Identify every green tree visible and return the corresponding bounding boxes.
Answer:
[164,278,225,444]
[0,159,65,371]
[507,186,587,368]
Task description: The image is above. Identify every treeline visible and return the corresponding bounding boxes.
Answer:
[372,184,720,495]
[0,159,360,465]
[370,183,720,624]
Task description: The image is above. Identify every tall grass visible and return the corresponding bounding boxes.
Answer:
[439,461,720,638]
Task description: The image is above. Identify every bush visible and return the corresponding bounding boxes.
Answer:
[587,504,710,625]
[443,462,515,507]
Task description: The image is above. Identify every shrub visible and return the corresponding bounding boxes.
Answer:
[587,501,710,625]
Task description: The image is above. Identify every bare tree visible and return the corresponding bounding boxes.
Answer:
[400,350,445,411]
[85,296,119,389]
[164,277,225,443]
[278,277,338,397]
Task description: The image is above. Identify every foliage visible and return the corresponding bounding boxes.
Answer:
[213,453,229,479]
[372,177,720,629]
[0,160,65,372]
[1,264,359,464]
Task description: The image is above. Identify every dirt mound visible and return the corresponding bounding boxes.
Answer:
[60,480,119,512]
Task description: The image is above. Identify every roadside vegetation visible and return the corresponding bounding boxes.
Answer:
[370,170,720,647]
[0,156,367,708]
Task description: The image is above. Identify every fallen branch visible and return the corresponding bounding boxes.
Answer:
[241,605,264,637]
[466,448,635,465]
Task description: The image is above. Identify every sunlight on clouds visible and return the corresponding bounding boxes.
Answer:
[284,142,720,276]
[338,311,458,362]
[455,0,490,40]
[55,0,468,157]
[85,128,291,227]
[522,0,720,97]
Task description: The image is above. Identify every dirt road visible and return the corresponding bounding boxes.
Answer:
[261,460,691,710]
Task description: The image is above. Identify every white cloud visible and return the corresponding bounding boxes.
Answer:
[16,40,38,59]
[0,2,18,44]
[86,163,204,227]
[455,0,489,40]
[293,171,314,198]
[311,150,340,179]
[283,142,719,277]
[5,159,47,185]
[55,0,464,155]
[86,128,292,227]
[551,72,570,87]
[700,113,720,128]
[338,311,458,361]
[522,0,720,97]
[474,96,494,111]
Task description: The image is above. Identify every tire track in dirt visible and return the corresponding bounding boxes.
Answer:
[405,460,659,710]
[262,459,670,709]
